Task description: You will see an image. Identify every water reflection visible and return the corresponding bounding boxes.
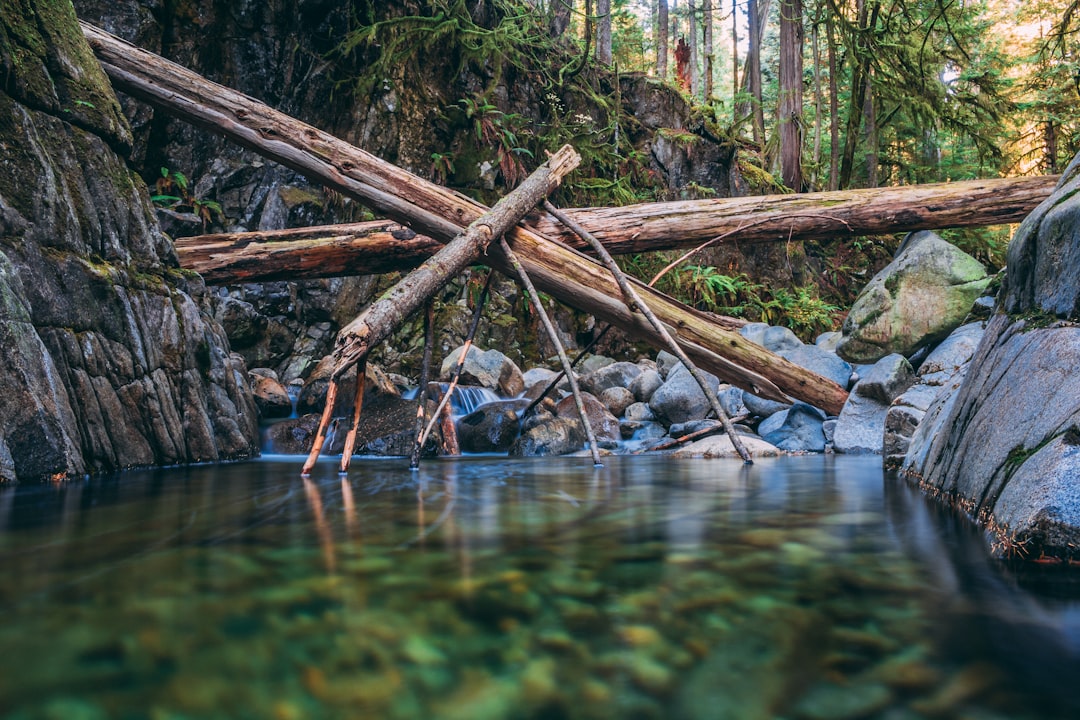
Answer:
[0,456,1077,719]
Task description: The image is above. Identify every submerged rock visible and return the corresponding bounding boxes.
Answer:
[837,231,991,363]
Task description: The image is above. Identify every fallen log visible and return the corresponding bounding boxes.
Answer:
[175,176,1057,285]
[81,21,849,415]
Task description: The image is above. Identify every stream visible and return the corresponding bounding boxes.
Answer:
[1,455,1078,719]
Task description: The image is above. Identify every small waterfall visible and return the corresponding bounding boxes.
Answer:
[446,385,502,417]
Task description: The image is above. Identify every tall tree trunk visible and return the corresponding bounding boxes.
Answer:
[703,0,714,100]
[811,15,822,189]
[731,0,739,110]
[747,0,766,146]
[863,73,878,187]
[596,0,613,65]
[839,0,879,189]
[1045,120,1059,173]
[778,0,804,190]
[551,0,572,37]
[658,0,669,79]
[826,12,840,190]
[689,0,699,97]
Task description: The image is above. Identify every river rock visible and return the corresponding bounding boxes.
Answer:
[742,391,792,419]
[457,402,522,453]
[441,345,524,397]
[628,368,664,403]
[836,231,992,363]
[656,350,681,379]
[648,366,721,426]
[815,331,843,352]
[738,322,770,347]
[902,155,1080,558]
[671,434,782,458]
[759,403,828,453]
[778,344,854,389]
[834,353,916,454]
[599,387,635,418]
[556,394,620,442]
[509,414,586,457]
[580,361,642,396]
[250,370,293,419]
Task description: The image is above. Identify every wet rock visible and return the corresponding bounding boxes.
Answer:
[521,367,557,396]
[759,403,827,453]
[441,345,524,397]
[509,416,586,457]
[580,361,642,396]
[671,435,782,458]
[629,368,664,403]
[649,366,721,425]
[837,231,991,363]
[555,394,620,442]
[620,421,667,442]
[250,370,292,419]
[457,402,521,453]
[834,353,917,455]
[624,402,657,422]
[265,413,322,455]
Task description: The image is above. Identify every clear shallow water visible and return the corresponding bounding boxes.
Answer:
[1,456,1079,719]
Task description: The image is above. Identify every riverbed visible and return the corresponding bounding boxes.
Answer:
[1,455,1078,719]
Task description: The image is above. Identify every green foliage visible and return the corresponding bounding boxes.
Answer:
[151,168,224,230]
[938,225,1012,270]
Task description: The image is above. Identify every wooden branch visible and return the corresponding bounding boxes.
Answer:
[82,22,848,415]
[175,176,1057,285]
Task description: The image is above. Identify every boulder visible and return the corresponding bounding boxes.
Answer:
[836,231,991,363]
[628,368,664,403]
[509,413,586,457]
[761,325,803,353]
[457,402,522,453]
[655,350,681,379]
[580,361,642,395]
[599,387,635,418]
[648,366,720,426]
[742,391,792,419]
[834,354,915,455]
[250,370,293,419]
[759,403,828,453]
[671,434,782,458]
[441,345,524,397]
[902,156,1080,558]
[555,394,621,442]
[778,344,854,389]
[624,402,657,422]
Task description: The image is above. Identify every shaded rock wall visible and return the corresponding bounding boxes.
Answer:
[0,0,258,481]
[902,155,1080,559]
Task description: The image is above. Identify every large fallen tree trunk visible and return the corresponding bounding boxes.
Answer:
[81,21,848,415]
[177,176,1058,284]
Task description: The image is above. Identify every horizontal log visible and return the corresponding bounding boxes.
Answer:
[82,21,850,415]
[177,176,1057,284]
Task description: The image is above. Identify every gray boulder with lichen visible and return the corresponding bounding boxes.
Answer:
[837,232,991,363]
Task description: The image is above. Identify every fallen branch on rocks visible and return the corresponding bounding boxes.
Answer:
[636,417,749,454]
[302,145,580,474]
[174,176,1059,284]
[83,21,848,415]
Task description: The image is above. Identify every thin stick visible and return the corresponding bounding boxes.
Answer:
[438,395,461,456]
[301,380,340,475]
[545,200,753,464]
[417,272,494,451]
[522,324,614,418]
[339,358,369,473]
[498,235,603,466]
[409,301,436,470]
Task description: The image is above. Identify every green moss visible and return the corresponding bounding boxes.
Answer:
[656,127,700,145]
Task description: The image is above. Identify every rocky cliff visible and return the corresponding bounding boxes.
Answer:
[902,155,1080,560]
[0,0,258,482]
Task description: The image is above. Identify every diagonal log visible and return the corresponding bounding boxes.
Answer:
[81,21,848,416]
[174,175,1058,285]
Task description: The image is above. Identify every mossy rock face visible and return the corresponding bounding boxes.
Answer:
[837,232,990,363]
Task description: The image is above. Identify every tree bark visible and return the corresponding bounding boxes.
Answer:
[657,0,669,79]
[551,0,573,37]
[826,13,840,190]
[778,0,804,190]
[176,175,1059,285]
[703,0,714,100]
[596,0,612,65]
[82,20,851,414]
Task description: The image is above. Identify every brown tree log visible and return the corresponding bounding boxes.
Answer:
[176,175,1058,285]
[81,21,848,415]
